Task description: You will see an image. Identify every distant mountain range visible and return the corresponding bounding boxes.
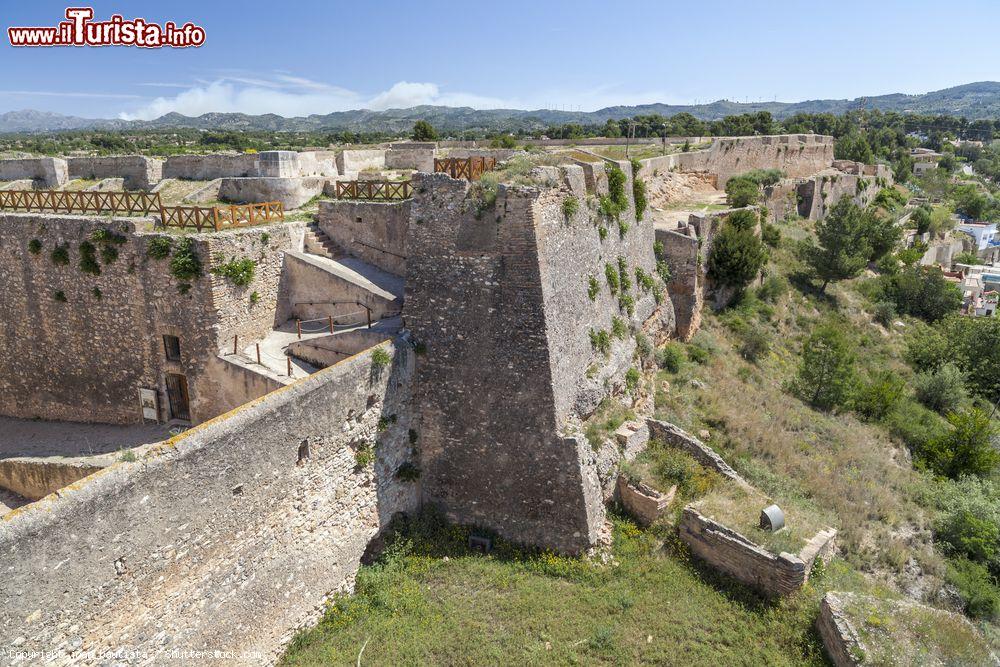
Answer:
[3,82,1000,135]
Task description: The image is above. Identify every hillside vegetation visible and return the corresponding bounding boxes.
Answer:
[283,189,1000,663]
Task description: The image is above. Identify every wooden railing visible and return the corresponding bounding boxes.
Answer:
[0,189,161,215]
[0,188,283,232]
[334,180,412,200]
[160,201,284,231]
[434,156,497,180]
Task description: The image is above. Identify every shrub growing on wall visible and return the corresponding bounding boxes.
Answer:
[28,239,42,254]
[79,241,100,275]
[147,236,173,260]
[169,237,202,284]
[212,257,256,287]
[51,244,70,266]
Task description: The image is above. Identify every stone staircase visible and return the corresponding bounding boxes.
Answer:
[304,222,341,259]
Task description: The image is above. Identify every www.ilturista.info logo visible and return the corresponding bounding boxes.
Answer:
[8,7,205,48]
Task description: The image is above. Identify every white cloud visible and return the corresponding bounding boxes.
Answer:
[117,72,687,120]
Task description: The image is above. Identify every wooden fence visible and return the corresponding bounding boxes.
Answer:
[334,180,412,200]
[160,202,284,232]
[0,189,161,215]
[434,157,497,180]
[0,189,283,232]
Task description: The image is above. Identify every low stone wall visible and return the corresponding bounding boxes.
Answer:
[316,199,409,276]
[257,151,337,178]
[385,143,434,172]
[163,153,259,180]
[646,419,752,487]
[337,149,386,175]
[218,176,327,209]
[679,506,810,596]
[278,251,401,324]
[817,593,864,666]
[0,342,419,665]
[0,457,105,501]
[0,157,68,188]
[287,330,392,369]
[616,475,674,526]
[66,156,162,190]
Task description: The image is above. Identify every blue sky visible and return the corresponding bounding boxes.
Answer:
[1,0,999,119]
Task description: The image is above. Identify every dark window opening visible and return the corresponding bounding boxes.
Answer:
[163,335,181,361]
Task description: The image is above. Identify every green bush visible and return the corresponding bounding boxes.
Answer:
[738,325,771,363]
[876,267,962,323]
[589,329,612,355]
[169,237,202,283]
[147,236,173,260]
[53,290,66,302]
[757,275,787,303]
[657,343,685,372]
[726,208,758,231]
[562,196,579,220]
[953,251,983,266]
[354,442,375,469]
[79,241,100,275]
[587,276,600,301]
[604,263,619,294]
[793,322,857,411]
[946,557,1000,620]
[913,363,967,414]
[28,239,42,254]
[611,316,628,339]
[938,511,999,565]
[761,223,781,248]
[212,257,256,287]
[618,293,635,316]
[707,223,768,292]
[635,267,654,292]
[852,370,905,422]
[395,462,421,481]
[634,333,654,365]
[873,301,897,327]
[371,347,392,371]
[51,244,69,266]
[919,408,1000,479]
[887,399,947,453]
[633,177,647,221]
[725,176,760,208]
[625,367,640,394]
[617,257,632,292]
[100,244,118,264]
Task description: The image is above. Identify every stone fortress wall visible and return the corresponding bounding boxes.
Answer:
[316,199,410,275]
[0,343,418,665]
[636,134,834,185]
[0,213,304,425]
[67,156,162,190]
[404,155,673,554]
[0,157,68,188]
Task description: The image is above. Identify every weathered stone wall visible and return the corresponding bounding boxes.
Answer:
[637,134,834,186]
[385,143,434,172]
[0,343,419,665]
[0,157,68,188]
[768,161,890,222]
[277,251,401,324]
[316,199,410,276]
[257,151,337,178]
[163,153,260,180]
[218,176,327,209]
[336,149,386,175]
[704,134,834,186]
[66,156,163,190]
[679,506,810,596]
[404,172,608,553]
[531,160,667,419]
[655,227,701,340]
[0,214,303,424]
[646,419,751,487]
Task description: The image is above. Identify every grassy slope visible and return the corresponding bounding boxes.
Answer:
[282,513,867,666]
[282,215,999,665]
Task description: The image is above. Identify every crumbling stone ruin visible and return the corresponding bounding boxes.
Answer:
[0,134,891,662]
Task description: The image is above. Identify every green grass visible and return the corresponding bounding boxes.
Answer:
[583,398,636,449]
[281,509,858,666]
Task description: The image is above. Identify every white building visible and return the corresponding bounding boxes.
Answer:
[956,221,999,252]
